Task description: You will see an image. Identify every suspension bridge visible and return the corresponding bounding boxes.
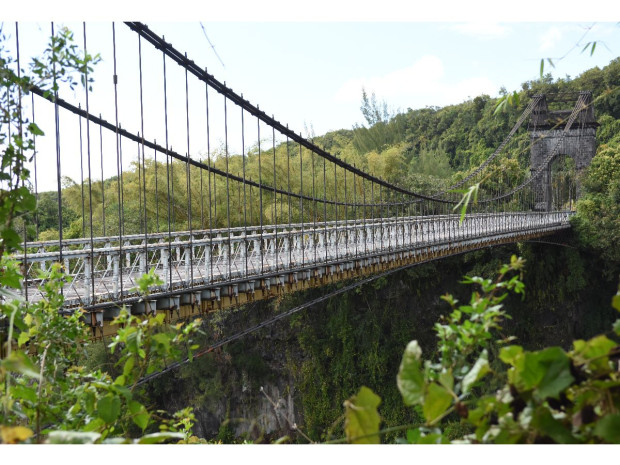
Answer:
[4,22,597,339]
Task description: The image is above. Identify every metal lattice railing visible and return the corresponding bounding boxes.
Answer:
[19,211,573,308]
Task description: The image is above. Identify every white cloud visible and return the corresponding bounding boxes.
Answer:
[450,22,510,38]
[539,27,563,52]
[334,55,497,110]
[334,55,444,103]
[441,76,497,103]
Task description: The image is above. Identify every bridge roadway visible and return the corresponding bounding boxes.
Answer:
[16,211,573,336]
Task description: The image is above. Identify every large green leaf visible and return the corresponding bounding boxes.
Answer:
[462,350,490,394]
[533,348,575,400]
[499,345,523,365]
[17,331,30,347]
[406,428,422,443]
[513,347,574,400]
[97,395,121,424]
[612,291,620,312]
[1,228,22,252]
[408,429,449,444]
[47,431,101,444]
[438,369,454,392]
[2,351,40,378]
[137,432,185,444]
[397,340,426,406]
[532,408,577,444]
[343,386,382,444]
[573,335,617,373]
[0,259,23,289]
[27,122,45,136]
[82,418,105,432]
[129,400,150,431]
[594,414,620,443]
[152,332,172,353]
[123,357,135,377]
[11,384,37,403]
[422,383,453,424]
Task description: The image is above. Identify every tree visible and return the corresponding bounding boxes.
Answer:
[360,88,390,127]
[408,147,453,179]
[573,142,620,265]
[353,89,404,154]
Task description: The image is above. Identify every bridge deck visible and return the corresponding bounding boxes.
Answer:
[17,211,573,319]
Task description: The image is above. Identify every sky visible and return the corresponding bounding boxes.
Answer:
[2,1,620,191]
[148,20,620,135]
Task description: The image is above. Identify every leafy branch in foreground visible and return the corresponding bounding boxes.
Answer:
[0,261,205,444]
[451,182,480,225]
[494,91,520,115]
[342,256,620,444]
[0,26,100,257]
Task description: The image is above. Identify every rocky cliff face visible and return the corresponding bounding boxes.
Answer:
[189,371,298,440]
[146,296,308,441]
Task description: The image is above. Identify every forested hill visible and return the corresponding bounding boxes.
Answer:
[31,58,619,263]
[301,57,620,265]
[314,57,620,184]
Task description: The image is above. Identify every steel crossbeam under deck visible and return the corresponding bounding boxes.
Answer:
[14,211,573,338]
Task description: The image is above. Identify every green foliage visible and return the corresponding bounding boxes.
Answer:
[285,246,616,444]
[581,41,597,57]
[359,88,390,127]
[396,341,425,406]
[109,308,202,383]
[1,24,617,445]
[494,90,520,114]
[29,27,101,95]
[366,144,407,183]
[352,89,405,155]
[290,271,436,442]
[343,386,381,444]
[27,57,619,246]
[573,142,620,263]
[451,182,480,224]
[408,147,453,178]
[342,258,620,444]
[0,27,100,257]
[539,59,555,79]
[1,262,202,443]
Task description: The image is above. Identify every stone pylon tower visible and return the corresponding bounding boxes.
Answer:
[529,91,598,211]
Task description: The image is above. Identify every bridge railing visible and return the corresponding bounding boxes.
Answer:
[17,211,573,308]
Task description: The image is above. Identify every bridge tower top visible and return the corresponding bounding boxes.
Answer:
[529,91,598,130]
